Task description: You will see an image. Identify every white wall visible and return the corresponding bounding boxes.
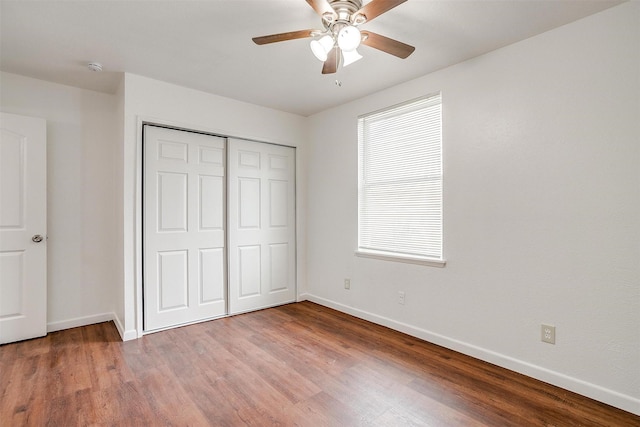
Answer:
[118,73,308,339]
[305,2,639,415]
[0,72,119,330]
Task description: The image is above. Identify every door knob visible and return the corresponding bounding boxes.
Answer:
[32,234,44,243]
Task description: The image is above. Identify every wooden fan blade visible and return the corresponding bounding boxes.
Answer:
[322,48,340,74]
[252,29,315,45]
[352,0,407,23]
[361,31,415,59]
[306,0,337,19]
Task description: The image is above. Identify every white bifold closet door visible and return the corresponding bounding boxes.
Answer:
[143,127,296,331]
[144,126,227,331]
[227,138,296,315]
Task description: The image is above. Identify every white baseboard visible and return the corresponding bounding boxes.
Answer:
[47,312,138,342]
[47,313,114,333]
[303,293,640,416]
[111,313,138,341]
[122,329,138,341]
[112,313,125,339]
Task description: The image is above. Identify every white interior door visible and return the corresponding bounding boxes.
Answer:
[228,138,296,315]
[144,126,226,331]
[0,112,47,344]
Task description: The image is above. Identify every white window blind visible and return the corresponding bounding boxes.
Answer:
[358,93,442,261]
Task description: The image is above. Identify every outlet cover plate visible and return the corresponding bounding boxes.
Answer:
[541,324,556,344]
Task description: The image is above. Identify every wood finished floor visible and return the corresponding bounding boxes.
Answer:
[1,301,638,426]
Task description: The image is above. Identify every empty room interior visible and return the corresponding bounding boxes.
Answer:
[0,0,639,425]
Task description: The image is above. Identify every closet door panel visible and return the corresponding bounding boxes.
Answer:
[228,139,296,314]
[144,126,226,331]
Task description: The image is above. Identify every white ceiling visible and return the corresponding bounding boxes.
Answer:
[0,0,625,116]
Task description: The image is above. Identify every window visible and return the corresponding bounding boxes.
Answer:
[357,93,444,266]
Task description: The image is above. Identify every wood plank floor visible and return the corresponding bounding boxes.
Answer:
[1,301,638,426]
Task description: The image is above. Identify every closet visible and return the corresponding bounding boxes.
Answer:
[143,125,296,331]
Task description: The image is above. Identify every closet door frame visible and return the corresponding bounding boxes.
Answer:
[137,120,298,336]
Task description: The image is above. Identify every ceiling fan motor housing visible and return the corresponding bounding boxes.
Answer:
[326,0,364,24]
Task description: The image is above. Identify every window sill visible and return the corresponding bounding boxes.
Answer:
[355,250,446,267]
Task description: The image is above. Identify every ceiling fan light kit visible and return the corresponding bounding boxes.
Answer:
[337,25,361,51]
[310,35,335,61]
[252,0,415,74]
[310,24,362,66]
[342,48,363,66]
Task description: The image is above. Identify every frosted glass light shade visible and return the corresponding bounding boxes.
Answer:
[337,25,361,52]
[310,35,335,61]
[342,48,363,67]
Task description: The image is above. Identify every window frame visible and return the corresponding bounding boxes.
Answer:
[355,93,446,267]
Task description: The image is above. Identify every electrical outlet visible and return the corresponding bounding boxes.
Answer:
[541,324,556,344]
[344,279,351,290]
[398,291,405,305]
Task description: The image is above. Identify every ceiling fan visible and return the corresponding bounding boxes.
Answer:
[252,0,415,74]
